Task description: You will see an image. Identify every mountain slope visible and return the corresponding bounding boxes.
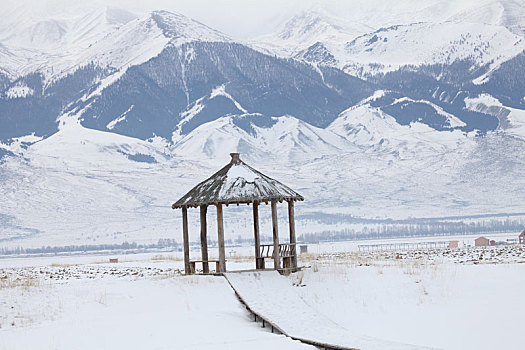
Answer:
[0,10,374,144]
[2,107,524,248]
[172,114,357,163]
[0,7,138,79]
[254,10,373,58]
[343,21,525,78]
[328,103,473,157]
[258,2,525,80]
[1,2,525,248]
[77,39,373,139]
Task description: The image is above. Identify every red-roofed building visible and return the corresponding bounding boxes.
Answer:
[475,237,490,247]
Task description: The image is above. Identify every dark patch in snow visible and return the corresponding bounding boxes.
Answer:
[0,148,14,162]
[231,114,277,136]
[117,150,157,163]
[0,213,41,242]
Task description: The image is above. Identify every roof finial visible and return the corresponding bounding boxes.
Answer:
[230,153,240,164]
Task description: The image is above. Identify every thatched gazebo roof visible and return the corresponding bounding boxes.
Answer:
[172,153,304,209]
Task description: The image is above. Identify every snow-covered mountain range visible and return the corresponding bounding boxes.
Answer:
[1,1,525,248]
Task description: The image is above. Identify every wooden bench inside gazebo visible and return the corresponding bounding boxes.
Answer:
[172,153,304,275]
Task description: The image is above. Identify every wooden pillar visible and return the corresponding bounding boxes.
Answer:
[271,200,280,270]
[200,204,209,273]
[253,201,261,269]
[216,204,226,273]
[182,206,191,275]
[288,200,297,269]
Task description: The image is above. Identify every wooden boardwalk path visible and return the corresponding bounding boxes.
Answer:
[224,271,434,350]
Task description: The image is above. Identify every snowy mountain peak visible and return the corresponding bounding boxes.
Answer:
[446,0,525,37]
[69,7,138,46]
[0,6,137,52]
[255,1,525,79]
[173,114,356,164]
[149,10,231,44]
[328,103,473,156]
[343,21,525,76]
[100,7,138,26]
[499,0,525,37]
[278,10,347,41]
[255,9,373,58]
[0,8,231,80]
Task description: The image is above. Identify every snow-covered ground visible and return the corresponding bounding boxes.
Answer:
[0,258,310,350]
[289,261,525,350]
[1,240,524,350]
[229,243,525,350]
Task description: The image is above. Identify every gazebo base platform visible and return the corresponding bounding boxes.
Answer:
[182,266,303,276]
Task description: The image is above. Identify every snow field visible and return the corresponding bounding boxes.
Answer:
[1,243,524,349]
[227,270,431,350]
[291,260,525,350]
[228,243,525,350]
[0,264,311,350]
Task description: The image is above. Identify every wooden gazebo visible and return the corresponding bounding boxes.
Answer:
[172,153,304,274]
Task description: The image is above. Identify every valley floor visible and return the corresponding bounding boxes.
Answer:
[1,243,524,350]
[0,260,310,350]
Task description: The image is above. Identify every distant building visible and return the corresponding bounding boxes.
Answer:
[449,240,459,248]
[519,230,525,245]
[300,245,308,254]
[489,240,496,246]
[475,237,490,247]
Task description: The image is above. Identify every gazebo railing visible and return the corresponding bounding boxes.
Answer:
[279,243,296,258]
[259,243,296,258]
[258,243,296,269]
